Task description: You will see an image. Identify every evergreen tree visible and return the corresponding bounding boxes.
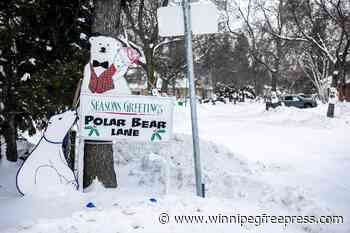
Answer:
[0,0,92,161]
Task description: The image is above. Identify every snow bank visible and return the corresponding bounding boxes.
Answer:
[113,134,334,229]
[113,134,255,195]
[259,103,350,129]
[0,161,21,199]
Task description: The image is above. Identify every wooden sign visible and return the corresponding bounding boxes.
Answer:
[79,94,175,142]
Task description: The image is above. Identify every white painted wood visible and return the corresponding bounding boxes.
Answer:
[16,110,78,195]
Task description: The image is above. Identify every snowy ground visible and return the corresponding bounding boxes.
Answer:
[0,102,349,233]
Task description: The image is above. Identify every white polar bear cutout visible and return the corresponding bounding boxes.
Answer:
[81,36,140,95]
[16,110,78,195]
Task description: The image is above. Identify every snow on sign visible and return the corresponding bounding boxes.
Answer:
[79,94,175,142]
[157,4,218,37]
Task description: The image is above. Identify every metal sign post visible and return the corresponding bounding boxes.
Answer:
[157,1,217,198]
[182,0,203,197]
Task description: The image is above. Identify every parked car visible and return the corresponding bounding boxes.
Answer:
[282,95,317,108]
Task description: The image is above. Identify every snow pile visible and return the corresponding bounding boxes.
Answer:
[114,134,255,194]
[113,134,332,226]
[0,159,22,199]
[259,104,350,129]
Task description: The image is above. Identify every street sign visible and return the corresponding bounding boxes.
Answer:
[79,94,175,142]
[157,4,218,37]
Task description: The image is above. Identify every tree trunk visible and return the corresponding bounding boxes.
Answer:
[82,0,122,189]
[161,78,169,93]
[145,49,156,91]
[84,142,117,188]
[327,103,335,117]
[318,86,328,104]
[172,77,176,97]
[271,38,282,92]
[3,114,18,162]
[271,72,278,92]
[327,71,339,118]
[93,0,122,37]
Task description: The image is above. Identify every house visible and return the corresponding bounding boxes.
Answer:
[339,81,350,101]
[338,64,350,101]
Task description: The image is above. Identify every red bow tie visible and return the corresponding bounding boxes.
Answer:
[89,64,117,94]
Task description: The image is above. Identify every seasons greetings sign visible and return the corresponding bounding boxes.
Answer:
[79,94,175,142]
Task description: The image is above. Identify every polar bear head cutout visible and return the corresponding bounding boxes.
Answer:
[89,36,123,67]
[80,35,140,95]
[44,110,77,141]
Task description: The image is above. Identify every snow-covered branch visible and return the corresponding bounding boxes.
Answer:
[298,51,330,103]
[153,38,183,56]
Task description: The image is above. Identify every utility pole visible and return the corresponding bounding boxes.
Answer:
[182,0,203,197]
